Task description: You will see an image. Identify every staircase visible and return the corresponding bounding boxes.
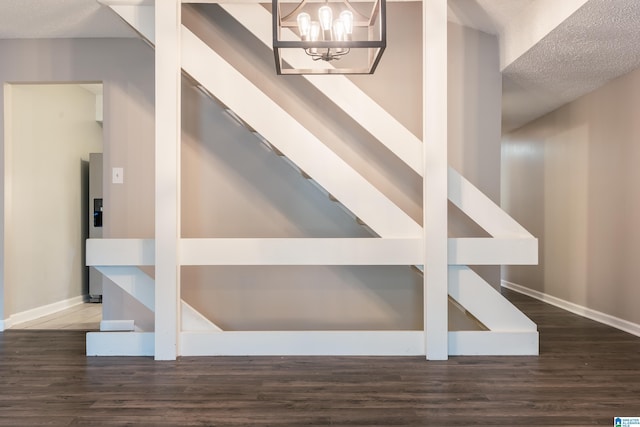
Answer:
[86,3,538,357]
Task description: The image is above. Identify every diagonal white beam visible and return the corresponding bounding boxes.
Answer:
[448,265,536,332]
[448,167,534,238]
[217,3,423,176]
[96,266,155,312]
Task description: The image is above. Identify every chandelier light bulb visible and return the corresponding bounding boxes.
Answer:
[309,21,321,42]
[297,12,311,40]
[339,10,353,38]
[309,21,321,54]
[333,19,346,42]
[318,5,333,35]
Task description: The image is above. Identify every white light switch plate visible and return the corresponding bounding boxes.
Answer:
[112,167,124,184]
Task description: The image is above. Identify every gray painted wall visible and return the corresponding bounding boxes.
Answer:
[502,65,640,326]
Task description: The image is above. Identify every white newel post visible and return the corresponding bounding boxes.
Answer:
[423,0,448,360]
[155,0,181,360]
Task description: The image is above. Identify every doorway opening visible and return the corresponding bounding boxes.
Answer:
[3,82,104,330]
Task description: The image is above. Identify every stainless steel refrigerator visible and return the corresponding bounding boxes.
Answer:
[89,152,103,302]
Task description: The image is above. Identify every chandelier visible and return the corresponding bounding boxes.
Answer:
[272,0,386,75]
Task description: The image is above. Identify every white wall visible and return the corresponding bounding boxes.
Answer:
[502,65,640,326]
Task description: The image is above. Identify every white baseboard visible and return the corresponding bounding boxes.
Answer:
[501,280,640,338]
[100,320,135,331]
[7,295,89,328]
[87,332,154,356]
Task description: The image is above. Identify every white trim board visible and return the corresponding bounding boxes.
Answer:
[6,295,89,329]
[180,331,425,356]
[501,281,640,338]
[100,319,135,332]
[86,332,154,356]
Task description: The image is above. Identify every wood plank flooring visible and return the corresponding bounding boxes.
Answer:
[1,289,639,426]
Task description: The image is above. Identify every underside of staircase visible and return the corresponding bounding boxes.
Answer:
[86,1,538,359]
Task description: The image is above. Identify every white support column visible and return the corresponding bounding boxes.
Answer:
[155,0,181,360]
[423,0,448,360]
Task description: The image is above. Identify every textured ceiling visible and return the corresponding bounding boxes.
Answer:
[502,0,640,131]
[0,0,135,39]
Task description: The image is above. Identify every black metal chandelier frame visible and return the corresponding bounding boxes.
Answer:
[272,0,386,75]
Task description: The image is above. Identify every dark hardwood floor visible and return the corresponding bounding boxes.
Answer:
[1,289,639,426]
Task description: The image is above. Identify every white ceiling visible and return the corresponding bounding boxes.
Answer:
[1,0,639,134]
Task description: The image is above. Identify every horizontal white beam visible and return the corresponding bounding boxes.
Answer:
[180,331,424,356]
[86,332,155,356]
[86,238,154,266]
[87,237,537,267]
[448,331,539,356]
[100,320,135,331]
[448,238,538,265]
[181,238,422,265]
